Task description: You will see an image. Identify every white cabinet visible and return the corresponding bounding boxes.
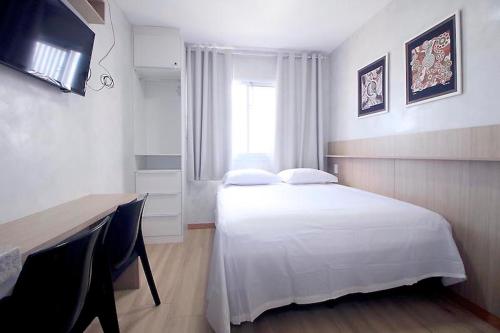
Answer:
[134,26,182,70]
[136,170,181,194]
[142,215,182,237]
[136,170,183,242]
[133,25,185,244]
[144,194,181,215]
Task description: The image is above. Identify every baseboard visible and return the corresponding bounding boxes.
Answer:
[188,222,215,229]
[445,290,500,330]
[144,235,183,244]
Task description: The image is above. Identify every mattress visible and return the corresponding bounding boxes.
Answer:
[206,183,466,333]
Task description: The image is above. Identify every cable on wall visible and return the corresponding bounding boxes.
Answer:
[86,0,116,92]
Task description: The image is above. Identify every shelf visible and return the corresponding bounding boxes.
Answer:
[327,155,395,159]
[145,191,181,196]
[326,155,500,162]
[135,153,181,156]
[143,213,180,218]
[136,169,181,174]
[135,155,181,171]
[67,0,105,24]
[135,67,181,80]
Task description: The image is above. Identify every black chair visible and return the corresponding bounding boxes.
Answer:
[105,194,161,306]
[0,216,119,333]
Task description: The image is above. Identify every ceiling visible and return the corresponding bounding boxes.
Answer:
[115,0,392,53]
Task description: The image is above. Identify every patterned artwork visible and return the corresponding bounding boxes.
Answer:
[358,55,387,117]
[361,66,384,110]
[406,13,461,105]
[410,31,453,93]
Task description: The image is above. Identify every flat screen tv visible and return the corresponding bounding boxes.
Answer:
[0,0,95,96]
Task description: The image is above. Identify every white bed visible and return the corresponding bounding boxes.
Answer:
[206,183,466,333]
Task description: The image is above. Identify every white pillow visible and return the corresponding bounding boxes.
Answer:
[278,168,338,184]
[223,169,281,186]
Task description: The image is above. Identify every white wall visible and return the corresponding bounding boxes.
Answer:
[329,0,500,141]
[0,0,136,223]
[233,54,277,83]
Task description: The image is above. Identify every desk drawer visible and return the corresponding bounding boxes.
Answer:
[142,215,181,236]
[136,171,181,194]
[144,194,180,216]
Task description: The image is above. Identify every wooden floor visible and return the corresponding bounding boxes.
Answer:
[85,229,499,333]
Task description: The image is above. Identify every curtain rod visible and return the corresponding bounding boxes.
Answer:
[186,44,328,60]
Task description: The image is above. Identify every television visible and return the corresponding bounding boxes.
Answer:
[0,0,95,96]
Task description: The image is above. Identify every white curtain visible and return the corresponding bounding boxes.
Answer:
[186,47,233,180]
[274,53,325,171]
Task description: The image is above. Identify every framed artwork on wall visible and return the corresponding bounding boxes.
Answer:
[358,54,388,118]
[405,11,462,106]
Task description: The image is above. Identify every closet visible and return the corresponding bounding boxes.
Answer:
[133,26,185,243]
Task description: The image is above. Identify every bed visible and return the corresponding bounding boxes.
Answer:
[206,183,466,333]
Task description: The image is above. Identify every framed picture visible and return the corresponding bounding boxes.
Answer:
[358,54,388,118]
[405,12,462,106]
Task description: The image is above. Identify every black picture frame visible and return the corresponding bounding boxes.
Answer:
[405,12,462,106]
[358,55,388,118]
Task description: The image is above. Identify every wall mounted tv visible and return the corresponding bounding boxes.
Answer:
[0,0,95,96]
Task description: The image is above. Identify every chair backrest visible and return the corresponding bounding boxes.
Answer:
[11,216,111,333]
[105,195,148,269]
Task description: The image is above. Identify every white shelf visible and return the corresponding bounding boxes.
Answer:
[135,67,181,80]
[143,213,180,218]
[136,169,181,174]
[67,0,105,24]
[142,192,181,197]
[325,154,500,162]
[135,153,181,156]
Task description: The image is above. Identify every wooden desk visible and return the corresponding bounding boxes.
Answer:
[0,194,140,289]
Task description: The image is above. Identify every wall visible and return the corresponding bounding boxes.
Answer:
[329,0,500,141]
[327,0,500,317]
[233,54,277,83]
[0,0,136,223]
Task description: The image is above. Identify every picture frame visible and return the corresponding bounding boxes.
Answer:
[405,11,462,106]
[358,54,389,118]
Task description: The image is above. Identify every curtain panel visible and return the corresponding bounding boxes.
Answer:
[186,47,233,181]
[274,53,325,171]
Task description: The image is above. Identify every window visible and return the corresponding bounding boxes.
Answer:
[231,81,276,169]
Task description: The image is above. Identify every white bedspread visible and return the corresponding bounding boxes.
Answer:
[206,184,466,333]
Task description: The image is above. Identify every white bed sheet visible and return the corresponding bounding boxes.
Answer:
[206,184,466,333]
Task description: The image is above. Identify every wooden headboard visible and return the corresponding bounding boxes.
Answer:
[327,124,500,319]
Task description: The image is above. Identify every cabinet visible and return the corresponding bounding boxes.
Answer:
[136,171,182,240]
[134,26,182,70]
[133,26,185,243]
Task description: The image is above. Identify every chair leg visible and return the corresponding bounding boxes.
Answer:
[98,267,120,333]
[98,299,120,333]
[137,237,161,306]
[72,263,120,333]
[70,301,94,333]
[0,297,15,332]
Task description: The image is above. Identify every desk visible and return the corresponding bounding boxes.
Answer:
[0,194,140,289]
